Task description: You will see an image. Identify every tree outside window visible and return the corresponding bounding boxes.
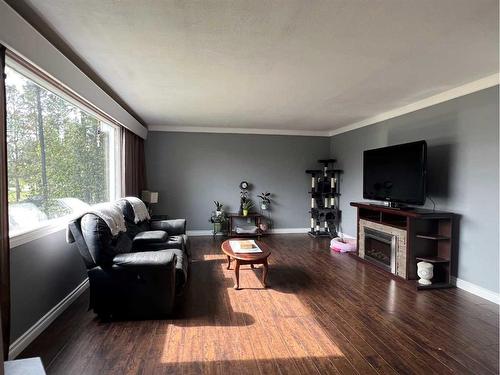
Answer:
[5,66,118,236]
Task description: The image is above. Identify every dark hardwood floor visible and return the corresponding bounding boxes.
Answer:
[19,235,499,374]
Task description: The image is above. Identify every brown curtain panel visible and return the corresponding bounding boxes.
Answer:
[0,45,10,360]
[121,128,146,197]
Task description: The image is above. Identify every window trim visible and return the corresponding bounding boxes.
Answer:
[5,55,123,247]
[6,54,122,133]
[9,216,76,249]
[6,50,125,130]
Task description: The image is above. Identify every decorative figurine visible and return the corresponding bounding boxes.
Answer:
[417,261,434,285]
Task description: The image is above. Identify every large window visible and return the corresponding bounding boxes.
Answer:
[5,66,120,237]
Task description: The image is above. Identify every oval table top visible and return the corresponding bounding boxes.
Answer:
[221,239,271,261]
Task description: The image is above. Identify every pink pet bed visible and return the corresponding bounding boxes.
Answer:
[330,237,357,253]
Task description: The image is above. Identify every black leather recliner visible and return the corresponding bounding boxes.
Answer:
[116,199,191,256]
[68,211,188,318]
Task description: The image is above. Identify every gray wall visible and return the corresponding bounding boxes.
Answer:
[330,86,499,293]
[10,230,87,342]
[145,132,330,230]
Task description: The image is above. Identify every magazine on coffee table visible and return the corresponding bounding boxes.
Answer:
[229,240,263,253]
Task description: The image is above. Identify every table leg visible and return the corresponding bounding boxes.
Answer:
[234,260,240,290]
[262,259,268,288]
[226,255,231,270]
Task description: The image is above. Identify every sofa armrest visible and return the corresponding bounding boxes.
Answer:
[112,250,176,270]
[132,230,168,246]
[150,219,186,235]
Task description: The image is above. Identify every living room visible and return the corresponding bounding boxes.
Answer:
[0,1,498,374]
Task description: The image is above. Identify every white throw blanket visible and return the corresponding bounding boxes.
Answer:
[124,196,151,224]
[66,202,127,243]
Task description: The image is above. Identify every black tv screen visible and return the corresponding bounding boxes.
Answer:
[363,141,427,205]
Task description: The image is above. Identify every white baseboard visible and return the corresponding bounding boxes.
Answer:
[186,230,214,236]
[9,278,89,360]
[187,228,356,236]
[269,228,309,234]
[450,276,499,305]
[337,232,356,240]
[187,228,311,236]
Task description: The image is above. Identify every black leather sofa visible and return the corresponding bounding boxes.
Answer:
[68,207,189,318]
[116,199,191,256]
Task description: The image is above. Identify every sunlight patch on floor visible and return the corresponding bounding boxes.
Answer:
[203,253,227,261]
[160,262,344,363]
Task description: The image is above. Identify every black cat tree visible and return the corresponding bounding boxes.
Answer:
[305,159,342,238]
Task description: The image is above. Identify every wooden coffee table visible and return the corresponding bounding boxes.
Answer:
[221,239,271,290]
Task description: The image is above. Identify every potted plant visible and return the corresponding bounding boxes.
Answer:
[209,211,227,234]
[257,192,271,210]
[239,190,249,214]
[214,200,224,216]
[242,200,253,217]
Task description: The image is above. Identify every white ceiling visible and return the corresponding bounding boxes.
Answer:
[13,0,500,134]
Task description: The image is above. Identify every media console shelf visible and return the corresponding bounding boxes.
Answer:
[350,202,458,290]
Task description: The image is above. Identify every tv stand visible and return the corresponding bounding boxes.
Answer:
[390,205,416,211]
[350,202,458,289]
[368,202,414,210]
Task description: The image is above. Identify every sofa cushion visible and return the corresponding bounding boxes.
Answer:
[132,234,188,253]
[150,219,186,235]
[81,213,132,266]
[116,199,151,239]
[133,230,168,245]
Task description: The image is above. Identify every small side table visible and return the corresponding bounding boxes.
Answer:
[227,212,267,239]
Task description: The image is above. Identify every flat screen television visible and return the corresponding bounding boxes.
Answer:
[363,140,427,206]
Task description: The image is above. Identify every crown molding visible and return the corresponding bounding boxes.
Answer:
[150,74,498,138]
[328,73,499,137]
[148,125,330,137]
